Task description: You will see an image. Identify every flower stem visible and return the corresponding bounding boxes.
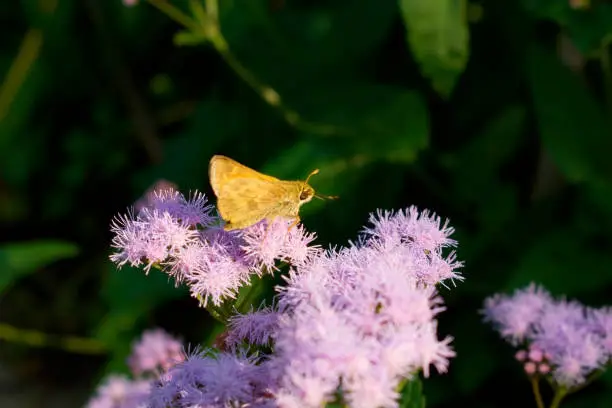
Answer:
[549,388,567,408]
[0,28,43,123]
[530,377,545,408]
[566,370,603,394]
[148,0,344,136]
[600,35,612,118]
[146,0,199,31]
[0,322,106,355]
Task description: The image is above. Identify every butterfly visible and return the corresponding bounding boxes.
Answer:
[209,155,337,231]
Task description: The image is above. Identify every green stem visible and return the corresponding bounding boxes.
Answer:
[600,34,612,118]
[204,0,218,20]
[0,29,43,123]
[207,20,342,135]
[146,0,200,31]
[565,370,604,395]
[530,377,545,408]
[196,294,229,323]
[0,322,106,355]
[549,388,567,408]
[149,0,343,136]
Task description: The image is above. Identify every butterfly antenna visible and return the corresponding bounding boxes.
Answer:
[315,193,339,200]
[305,168,338,200]
[305,168,319,184]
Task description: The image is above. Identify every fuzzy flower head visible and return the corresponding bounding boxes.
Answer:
[360,207,463,287]
[85,375,150,408]
[484,283,612,387]
[240,217,320,271]
[226,305,281,350]
[482,283,554,344]
[268,207,459,407]
[134,180,178,213]
[590,307,612,356]
[127,328,185,377]
[110,188,319,306]
[147,349,271,408]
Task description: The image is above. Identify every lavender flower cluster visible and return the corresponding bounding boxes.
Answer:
[87,329,184,408]
[109,189,317,306]
[483,284,612,387]
[91,188,463,408]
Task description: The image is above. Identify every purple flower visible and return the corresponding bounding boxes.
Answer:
[241,218,320,271]
[127,328,185,377]
[269,208,459,407]
[589,307,612,356]
[85,375,150,408]
[105,205,461,407]
[110,189,320,306]
[532,300,607,386]
[148,189,215,227]
[147,349,271,408]
[482,283,553,344]
[483,283,612,387]
[362,207,457,252]
[109,209,201,272]
[226,306,281,350]
[360,207,463,287]
[134,180,178,213]
[170,228,254,306]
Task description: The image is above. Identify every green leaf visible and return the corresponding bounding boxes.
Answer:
[173,30,208,47]
[293,84,429,163]
[219,0,398,83]
[136,99,249,189]
[505,228,612,296]
[0,240,79,292]
[527,44,612,184]
[399,0,470,98]
[445,105,526,205]
[523,1,612,53]
[97,265,186,338]
[399,377,426,408]
[450,310,500,394]
[96,265,188,374]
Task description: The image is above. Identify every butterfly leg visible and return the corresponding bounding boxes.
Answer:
[287,216,300,232]
[262,217,276,242]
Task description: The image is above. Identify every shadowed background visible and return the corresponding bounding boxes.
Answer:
[1,0,612,407]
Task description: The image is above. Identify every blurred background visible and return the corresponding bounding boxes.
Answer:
[1,0,612,407]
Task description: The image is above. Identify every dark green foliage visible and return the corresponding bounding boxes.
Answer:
[400,378,426,408]
[1,0,612,406]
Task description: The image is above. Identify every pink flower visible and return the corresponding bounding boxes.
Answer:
[226,306,281,349]
[110,189,320,306]
[484,284,612,387]
[147,349,270,408]
[482,283,553,344]
[134,180,178,212]
[360,207,463,286]
[127,328,185,376]
[241,218,319,271]
[85,375,150,408]
[270,208,460,406]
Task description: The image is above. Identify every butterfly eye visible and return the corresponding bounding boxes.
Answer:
[299,190,311,201]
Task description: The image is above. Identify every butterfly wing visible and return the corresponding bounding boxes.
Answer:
[209,155,293,229]
[209,155,279,197]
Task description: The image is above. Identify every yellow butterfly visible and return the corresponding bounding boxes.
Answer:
[209,155,337,231]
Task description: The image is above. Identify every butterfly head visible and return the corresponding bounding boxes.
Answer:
[299,184,315,204]
[302,168,338,202]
